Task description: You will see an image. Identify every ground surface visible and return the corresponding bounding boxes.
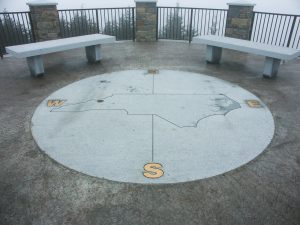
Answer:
[0,41,299,225]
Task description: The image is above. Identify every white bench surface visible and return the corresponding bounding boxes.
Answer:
[193,35,300,60]
[5,34,116,58]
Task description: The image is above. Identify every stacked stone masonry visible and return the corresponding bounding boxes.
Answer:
[225,5,255,40]
[136,2,157,42]
[26,1,256,43]
[29,5,60,42]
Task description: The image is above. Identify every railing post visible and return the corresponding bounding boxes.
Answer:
[249,11,256,41]
[132,7,135,41]
[287,15,297,48]
[96,9,100,33]
[189,8,194,43]
[156,7,159,41]
[0,16,4,58]
[28,12,36,42]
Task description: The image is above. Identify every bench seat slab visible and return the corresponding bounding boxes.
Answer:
[26,55,44,77]
[193,35,300,78]
[85,45,102,63]
[206,45,222,63]
[263,57,281,78]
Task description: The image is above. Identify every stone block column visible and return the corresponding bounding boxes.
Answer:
[27,0,60,42]
[135,0,157,42]
[225,1,255,40]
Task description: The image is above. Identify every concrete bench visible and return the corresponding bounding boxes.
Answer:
[5,34,116,76]
[193,35,300,78]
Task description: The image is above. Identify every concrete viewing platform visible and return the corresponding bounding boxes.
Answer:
[0,41,299,225]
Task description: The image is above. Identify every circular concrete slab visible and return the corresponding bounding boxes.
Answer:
[31,70,274,184]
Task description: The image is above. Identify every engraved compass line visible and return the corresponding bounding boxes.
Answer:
[49,92,241,165]
[49,93,242,128]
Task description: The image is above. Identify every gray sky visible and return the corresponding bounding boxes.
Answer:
[0,0,300,14]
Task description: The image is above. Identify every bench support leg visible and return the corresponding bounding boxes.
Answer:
[263,57,281,78]
[206,45,222,63]
[85,45,102,63]
[26,55,44,77]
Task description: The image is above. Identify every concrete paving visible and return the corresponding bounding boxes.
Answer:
[0,41,299,224]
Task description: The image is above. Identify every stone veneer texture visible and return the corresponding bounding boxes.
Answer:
[225,5,255,40]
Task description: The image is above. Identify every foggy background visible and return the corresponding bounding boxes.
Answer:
[0,0,299,14]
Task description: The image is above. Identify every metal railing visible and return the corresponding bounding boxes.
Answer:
[58,7,135,41]
[1,7,300,59]
[251,12,300,49]
[157,7,228,42]
[0,11,34,58]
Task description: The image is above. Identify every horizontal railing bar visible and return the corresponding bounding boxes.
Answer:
[58,7,135,11]
[0,12,30,14]
[254,11,300,17]
[157,6,228,11]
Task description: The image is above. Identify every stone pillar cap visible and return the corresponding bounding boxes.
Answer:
[27,0,58,6]
[135,0,157,2]
[227,1,256,6]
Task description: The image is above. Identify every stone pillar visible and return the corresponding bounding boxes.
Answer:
[225,1,255,40]
[27,0,60,42]
[135,0,157,42]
